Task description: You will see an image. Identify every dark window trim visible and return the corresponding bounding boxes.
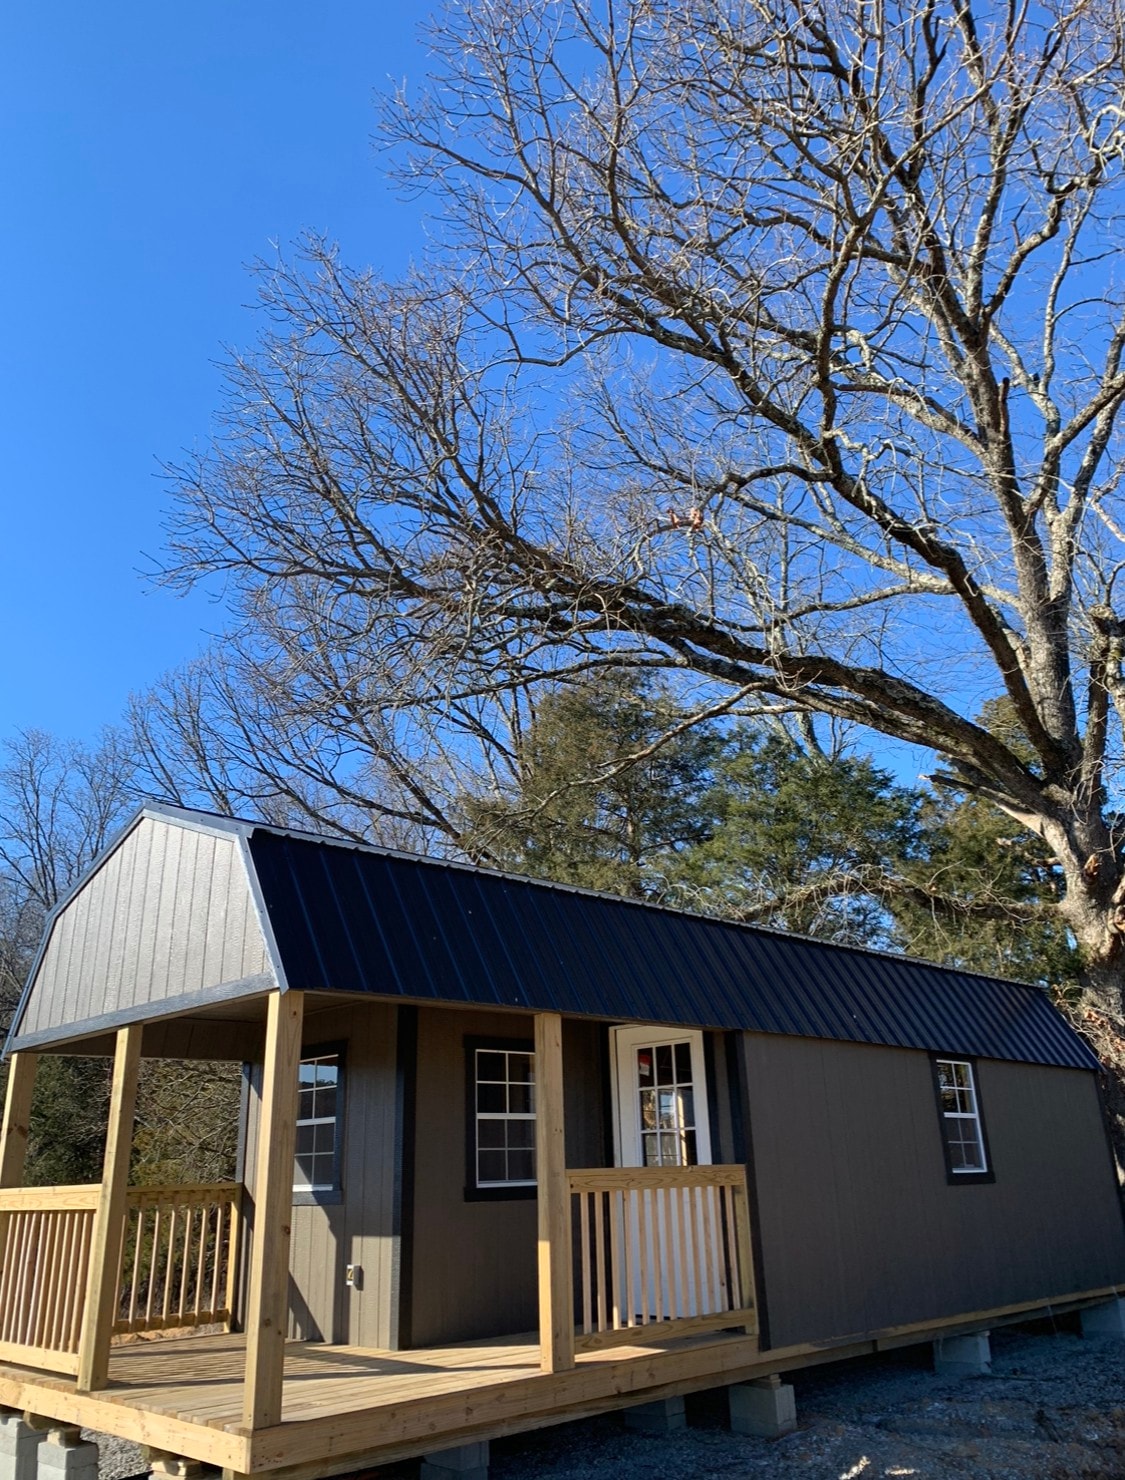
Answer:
[293,1038,347,1207]
[929,1053,994,1186]
[464,1035,537,1203]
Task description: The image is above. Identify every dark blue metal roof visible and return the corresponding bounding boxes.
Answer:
[247,827,1098,1071]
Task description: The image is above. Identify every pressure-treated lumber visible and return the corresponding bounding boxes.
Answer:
[76,1025,141,1392]
[534,1013,573,1374]
[242,990,304,1431]
[0,1054,37,1189]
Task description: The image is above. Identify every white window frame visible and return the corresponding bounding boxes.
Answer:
[293,1051,342,1196]
[934,1057,988,1176]
[473,1045,537,1189]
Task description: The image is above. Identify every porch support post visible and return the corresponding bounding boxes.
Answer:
[0,1054,37,1188]
[77,1024,141,1392]
[534,1012,573,1374]
[242,990,304,1431]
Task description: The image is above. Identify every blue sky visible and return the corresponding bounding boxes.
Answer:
[1,3,426,744]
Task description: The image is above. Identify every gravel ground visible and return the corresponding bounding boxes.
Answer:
[88,1321,1125,1480]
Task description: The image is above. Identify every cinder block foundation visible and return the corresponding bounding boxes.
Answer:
[420,1439,490,1480]
[933,1330,991,1376]
[729,1375,797,1438]
[1080,1297,1125,1339]
[624,1396,687,1434]
[35,1429,98,1480]
[0,1411,44,1480]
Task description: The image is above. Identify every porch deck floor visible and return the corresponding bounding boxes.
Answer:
[108,1329,552,1428]
[0,1326,767,1474]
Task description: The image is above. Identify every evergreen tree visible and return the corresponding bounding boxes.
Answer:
[463,676,724,897]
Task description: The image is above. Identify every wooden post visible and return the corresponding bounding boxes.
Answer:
[0,1052,38,1284]
[77,1025,141,1391]
[242,990,304,1431]
[0,1053,38,1189]
[534,1012,574,1373]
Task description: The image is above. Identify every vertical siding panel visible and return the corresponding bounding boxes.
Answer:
[87,846,122,1018]
[61,881,92,1027]
[134,822,166,1011]
[164,827,193,998]
[201,836,231,989]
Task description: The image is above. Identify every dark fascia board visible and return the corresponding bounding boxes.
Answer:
[6,976,277,1054]
[2,801,265,1058]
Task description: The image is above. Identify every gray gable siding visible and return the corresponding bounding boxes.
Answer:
[13,816,273,1048]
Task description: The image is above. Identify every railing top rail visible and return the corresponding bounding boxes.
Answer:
[566,1163,748,1191]
[125,1181,242,1206]
[0,1185,100,1211]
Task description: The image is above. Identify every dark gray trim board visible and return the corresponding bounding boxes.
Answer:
[7,975,276,1053]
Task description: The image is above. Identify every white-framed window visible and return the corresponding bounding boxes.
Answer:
[294,1051,341,1195]
[473,1045,536,1190]
[934,1058,988,1176]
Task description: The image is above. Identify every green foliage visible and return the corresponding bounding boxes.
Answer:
[895,790,1080,989]
[25,1058,111,1186]
[463,675,724,897]
[667,731,922,945]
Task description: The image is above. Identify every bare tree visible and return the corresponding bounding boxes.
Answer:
[154,0,1125,1016]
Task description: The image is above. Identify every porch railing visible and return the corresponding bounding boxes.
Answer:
[0,1181,241,1375]
[568,1164,758,1352]
[0,1185,100,1374]
[114,1182,242,1336]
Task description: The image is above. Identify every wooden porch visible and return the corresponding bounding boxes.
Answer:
[0,1003,765,1474]
[0,1325,774,1476]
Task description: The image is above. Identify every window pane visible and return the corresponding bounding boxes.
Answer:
[507,1118,535,1149]
[508,1083,533,1114]
[678,1088,695,1128]
[508,1149,534,1182]
[508,1053,533,1083]
[295,1124,315,1155]
[674,1041,692,1083]
[478,1119,504,1148]
[642,1132,660,1165]
[659,1132,681,1165]
[313,1084,337,1120]
[477,1082,506,1113]
[682,1129,698,1165]
[297,1088,315,1122]
[658,1090,677,1130]
[655,1045,674,1086]
[478,1150,506,1184]
[299,1062,317,1086]
[639,1087,657,1131]
[637,1049,654,1084]
[313,1122,336,1156]
[477,1052,506,1082]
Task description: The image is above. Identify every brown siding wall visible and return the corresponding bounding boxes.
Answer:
[243,998,401,1349]
[20,817,272,1041]
[407,1008,608,1348]
[742,1033,1125,1348]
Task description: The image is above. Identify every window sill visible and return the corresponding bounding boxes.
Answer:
[293,1189,344,1207]
[463,1184,538,1203]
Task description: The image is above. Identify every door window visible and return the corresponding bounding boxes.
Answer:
[636,1040,699,1166]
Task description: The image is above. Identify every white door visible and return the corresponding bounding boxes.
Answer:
[610,1026,713,1322]
[612,1026,712,1169]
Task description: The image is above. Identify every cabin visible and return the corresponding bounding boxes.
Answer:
[0,802,1122,1480]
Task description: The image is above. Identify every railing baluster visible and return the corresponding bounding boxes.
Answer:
[564,1165,757,1353]
[593,1191,606,1336]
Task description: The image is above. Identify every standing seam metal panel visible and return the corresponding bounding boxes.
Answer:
[247,831,1097,1071]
